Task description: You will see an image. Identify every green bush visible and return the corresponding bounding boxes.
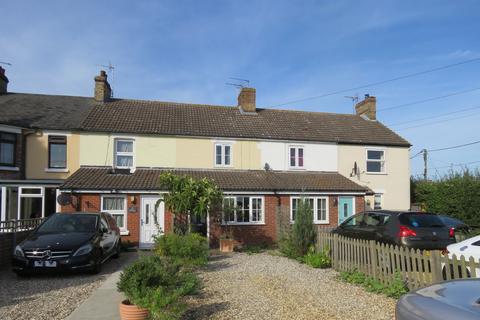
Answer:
[340,269,408,299]
[155,233,209,267]
[303,246,332,268]
[284,199,317,257]
[117,256,199,319]
[278,236,298,259]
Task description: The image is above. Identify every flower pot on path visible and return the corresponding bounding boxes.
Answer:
[119,300,149,320]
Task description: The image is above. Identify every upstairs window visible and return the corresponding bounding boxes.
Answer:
[223,196,264,224]
[115,139,134,168]
[215,143,232,167]
[48,135,67,168]
[0,132,16,167]
[366,149,385,173]
[289,146,304,168]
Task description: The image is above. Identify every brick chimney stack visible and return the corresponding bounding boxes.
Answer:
[355,94,376,120]
[0,66,9,95]
[94,70,112,102]
[238,87,256,113]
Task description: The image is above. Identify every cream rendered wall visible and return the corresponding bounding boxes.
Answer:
[26,131,80,180]
[337,145,410,210]
[79,134,262,169]
[259,141,338,171]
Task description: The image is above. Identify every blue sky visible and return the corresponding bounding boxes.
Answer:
[1,1,479,178]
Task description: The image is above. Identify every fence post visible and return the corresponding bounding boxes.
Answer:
[333,233,338,269]
[369,240,377,279]
[430,250,442,284]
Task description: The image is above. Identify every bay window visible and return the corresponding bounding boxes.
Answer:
[291,196,329,224]
[223,196,264,224]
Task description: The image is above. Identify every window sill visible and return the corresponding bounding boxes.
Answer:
[314,221,330,225]
[45,168,69,173]
[288,167,306,170]
[120,230,130,236]
[221,222,266,226]
[366,172,387,175]
[214,165,233,168]
[0,166,19,171]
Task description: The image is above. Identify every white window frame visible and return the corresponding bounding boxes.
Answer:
[214,142,233,167]
[114,138,135,169]
[288,145,305,169]
[374,193,383,210]
[366,148,386,174]
[18,186,45,219]
[222,195,265,225]
[290,196,329,224]
[101,195,128,232]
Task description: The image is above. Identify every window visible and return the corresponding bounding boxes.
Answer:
[102,196,127,229]
[115,139,134,169]
[343,213,365,227]
[366,149,385,173]
[374,194,382,210]
[223,196,263,224]
[215,143,232,166]
[289,146,304,168]
[0,132,16,166]
[48,135,67,168]
[19,187,44,219]
[365,212,390,226]
[291,197,329,224]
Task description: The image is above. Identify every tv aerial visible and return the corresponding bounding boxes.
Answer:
[226,77,250,89]
[344,94,359,113]
[97,61,115,97]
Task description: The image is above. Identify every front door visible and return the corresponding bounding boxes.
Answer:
[338,196,354,225]
[140,196,164,248]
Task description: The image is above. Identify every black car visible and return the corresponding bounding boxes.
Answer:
[12,212,121,275]
[438,215,471,234]
[332,211,456,250]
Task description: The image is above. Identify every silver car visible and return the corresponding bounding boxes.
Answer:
[396,279,480,320]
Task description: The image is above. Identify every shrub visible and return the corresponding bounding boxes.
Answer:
[289,199,317,257]
[117,255,199,319]
[303,246,332,268]
[155,233,209,267]
[278,236,298,259]
[339,269,408,299]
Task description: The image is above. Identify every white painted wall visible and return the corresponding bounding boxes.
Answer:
[259,141,338,171]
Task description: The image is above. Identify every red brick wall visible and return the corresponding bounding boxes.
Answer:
[59,192,366,248]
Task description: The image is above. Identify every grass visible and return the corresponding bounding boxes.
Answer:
[339,269,409,299]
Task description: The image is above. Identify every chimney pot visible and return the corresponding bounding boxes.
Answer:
[355,95,376,120]
[94,70,112,102]
[238,87,256,113]
[0,66,9,95]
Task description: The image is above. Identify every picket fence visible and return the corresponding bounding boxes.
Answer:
[316,232,480,290]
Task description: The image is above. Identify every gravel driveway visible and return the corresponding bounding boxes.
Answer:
[185,252,396,320]
[0,252,137,320]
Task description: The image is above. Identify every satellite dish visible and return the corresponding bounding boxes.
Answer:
[57,194,72,206]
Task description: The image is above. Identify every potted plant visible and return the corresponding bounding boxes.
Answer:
[219,226,235,252]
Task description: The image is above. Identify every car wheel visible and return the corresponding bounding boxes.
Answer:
[112,240,121,259]
[14,270,29,278]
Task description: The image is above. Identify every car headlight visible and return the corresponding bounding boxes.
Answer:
[73,243,93,256]
[14,245,24,257]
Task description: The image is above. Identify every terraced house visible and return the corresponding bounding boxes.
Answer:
[0,69,411,247]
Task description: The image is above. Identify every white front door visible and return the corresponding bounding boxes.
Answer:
[140,196,164,248]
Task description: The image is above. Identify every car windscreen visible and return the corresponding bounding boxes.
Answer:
[36,214,98,233]
[398,213,445,228]
[438,216,465,228]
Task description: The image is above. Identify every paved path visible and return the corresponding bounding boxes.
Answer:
[66,251,140,320]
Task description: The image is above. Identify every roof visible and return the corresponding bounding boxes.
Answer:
[0,93,95,130]
[60,167,370,193]
[81,99,410,146]
[0,92,410,147]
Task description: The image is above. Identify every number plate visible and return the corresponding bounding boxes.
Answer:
[34,260,57,267]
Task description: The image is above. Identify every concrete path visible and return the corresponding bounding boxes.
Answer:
[66,251,142,320]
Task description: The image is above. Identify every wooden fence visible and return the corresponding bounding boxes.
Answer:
[316,232,480,290]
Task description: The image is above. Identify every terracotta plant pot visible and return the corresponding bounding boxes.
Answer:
[220,238,234,252]
[119,300,149,320]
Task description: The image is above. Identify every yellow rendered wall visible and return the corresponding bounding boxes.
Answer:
[26,132,80,179]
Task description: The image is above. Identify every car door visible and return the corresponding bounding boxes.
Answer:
[99,214,115,255]
[358,212,390,241]
[337,213,366,239]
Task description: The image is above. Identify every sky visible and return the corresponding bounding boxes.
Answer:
[1,0,479,178]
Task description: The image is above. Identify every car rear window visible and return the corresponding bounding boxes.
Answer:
[399,213,445,228]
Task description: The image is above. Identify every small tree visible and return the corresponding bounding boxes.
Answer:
[158,172,223,234]
[291,199,317,256]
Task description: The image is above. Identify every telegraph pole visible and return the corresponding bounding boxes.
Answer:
[423,149,428,181]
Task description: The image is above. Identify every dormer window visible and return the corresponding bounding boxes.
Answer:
[289,146,304,169]
[215,143,232,167]
[114,138,134,169]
